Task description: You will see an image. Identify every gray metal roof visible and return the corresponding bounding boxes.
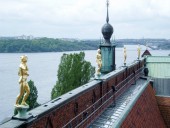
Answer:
[89,78,149,128]
[153,78,170,96]
[146,56,170,96]
[146,56,170,78]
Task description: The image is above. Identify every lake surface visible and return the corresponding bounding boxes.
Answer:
[0,46,169,122]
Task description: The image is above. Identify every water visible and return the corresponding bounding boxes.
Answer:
[0,46,169,122]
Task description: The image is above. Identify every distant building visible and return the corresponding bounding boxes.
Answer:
[16,35,34,40]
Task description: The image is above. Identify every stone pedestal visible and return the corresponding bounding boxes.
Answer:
[13,105,32,121]
[122,65,127,68]
[95,73,103,80]
[96,73,101,78]
[95,74,105,80]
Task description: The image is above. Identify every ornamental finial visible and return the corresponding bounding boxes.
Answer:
[106,0,109,23]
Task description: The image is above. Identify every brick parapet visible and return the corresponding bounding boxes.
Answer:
[0,58,145,128]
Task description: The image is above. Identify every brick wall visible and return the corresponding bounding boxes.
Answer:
[27,82,102,128]
[121,85,166,128]
[156,96,170,128]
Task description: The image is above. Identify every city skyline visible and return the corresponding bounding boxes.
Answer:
[0,0,170,39]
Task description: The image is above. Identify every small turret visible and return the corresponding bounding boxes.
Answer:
[99,0,116,73]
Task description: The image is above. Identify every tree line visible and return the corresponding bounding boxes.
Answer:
[1,38,170,53]
[0,38,98,53]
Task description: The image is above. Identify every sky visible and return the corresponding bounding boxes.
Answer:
[0,0,170,39]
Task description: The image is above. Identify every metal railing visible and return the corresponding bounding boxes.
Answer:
[63,67,143,128]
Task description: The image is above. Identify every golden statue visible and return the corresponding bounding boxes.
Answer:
[137,44,141,59]
[96,49,102,75]
[15,55,30,106]
[123,46,127,65]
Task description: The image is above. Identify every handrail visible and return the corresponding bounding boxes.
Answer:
[75,70,142,128]
[63,67,144,128]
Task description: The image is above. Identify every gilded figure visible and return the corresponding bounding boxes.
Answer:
[96,49,102,75]
[15,55,30,106]
[123,46,127,65]
[137,44,141,59]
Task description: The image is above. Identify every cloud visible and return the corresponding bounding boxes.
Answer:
[0,0,170,39]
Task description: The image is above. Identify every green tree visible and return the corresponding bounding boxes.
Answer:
[51,52,95,99]
[14,80,40,115]
[26,80,40,110]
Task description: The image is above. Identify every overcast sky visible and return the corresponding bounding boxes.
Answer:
[0,0,170,39]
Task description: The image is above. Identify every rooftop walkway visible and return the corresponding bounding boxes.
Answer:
[89,77,149,128]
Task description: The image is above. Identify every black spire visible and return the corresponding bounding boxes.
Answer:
[106,0,109,23]
[101,0,114,44]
